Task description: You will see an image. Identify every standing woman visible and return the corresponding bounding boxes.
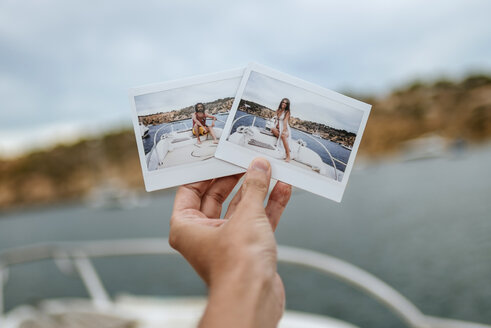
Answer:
[271,98,292,162]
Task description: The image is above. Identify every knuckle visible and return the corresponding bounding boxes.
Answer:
[278,184,292,199]
[168,230,179,249]
[168,216,181,249]
[243,178,268,194]
[275,189,289,203]
[206,190,227,205]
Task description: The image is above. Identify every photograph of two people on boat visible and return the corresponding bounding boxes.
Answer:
[133,74,242,172]
[226,70,365,182]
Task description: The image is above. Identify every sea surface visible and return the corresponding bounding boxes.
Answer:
[0,145,490,327]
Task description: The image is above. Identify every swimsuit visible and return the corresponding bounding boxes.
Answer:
[193,114,208,136]
[276,111,292,152]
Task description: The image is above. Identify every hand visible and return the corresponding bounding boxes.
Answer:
[202,126,208,133]
[170,158,292,328]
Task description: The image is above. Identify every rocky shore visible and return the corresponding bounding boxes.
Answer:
[238,99,357,148]
[138,97,234,125]
[1,74,490,210]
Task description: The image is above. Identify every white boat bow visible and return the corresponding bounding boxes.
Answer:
[1,239,489,328]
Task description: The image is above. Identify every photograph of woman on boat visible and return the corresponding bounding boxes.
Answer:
[129,69,247,192]
[224,75,365,182]
[271,98,292,162]
[192,102,219,145]
[216,64,371,202]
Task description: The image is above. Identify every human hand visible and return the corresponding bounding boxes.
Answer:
[170,158,292,328]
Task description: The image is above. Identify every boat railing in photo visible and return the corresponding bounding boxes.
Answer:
[1,238,488,328]
[152,120,191,150]
[147,120,192,167]
[232,113,347,180]
[151,116,228,152]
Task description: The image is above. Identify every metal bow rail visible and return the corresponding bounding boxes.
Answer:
[0,239,489,328]
[232,113,348,180]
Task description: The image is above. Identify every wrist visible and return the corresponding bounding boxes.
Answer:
[201,262,277,328]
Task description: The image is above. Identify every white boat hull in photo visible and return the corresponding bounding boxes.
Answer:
[146,127,223,171]
[228,125,344,181]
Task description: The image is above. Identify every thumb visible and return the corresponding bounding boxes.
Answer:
[239,158,272,209]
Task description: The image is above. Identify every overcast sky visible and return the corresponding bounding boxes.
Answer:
[243,72,363,133]
[1,0,490,156]
[135,77,241,115]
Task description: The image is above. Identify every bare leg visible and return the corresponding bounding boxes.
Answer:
[281,134,291,162]
[271,127,279,138]
[208,127,219,143]
[193,127,202,144]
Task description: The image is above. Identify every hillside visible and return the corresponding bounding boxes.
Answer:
[138,97,234,125]
[360,75,491,154]
[0,75,490,210]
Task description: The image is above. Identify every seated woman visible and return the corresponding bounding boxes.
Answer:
[192,103,218,145]
[271,98,292,162]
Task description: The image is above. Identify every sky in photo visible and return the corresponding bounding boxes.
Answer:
[1,0,490,156]
[135,77,241,116]
[242,72,363,133]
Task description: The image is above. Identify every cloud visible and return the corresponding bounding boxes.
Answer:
[0,0,490,152]
[134,76,242,115]
[242,71,363,133]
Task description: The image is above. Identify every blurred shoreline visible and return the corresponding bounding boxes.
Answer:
[1,74,490,211]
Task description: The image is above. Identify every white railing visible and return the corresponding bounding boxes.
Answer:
[0,239,489,328]
[151,115,228,151]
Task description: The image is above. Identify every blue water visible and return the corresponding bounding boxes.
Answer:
[142,113,230,155]
[231,110,351,172]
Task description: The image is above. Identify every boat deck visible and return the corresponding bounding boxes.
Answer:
[4,296,357,328]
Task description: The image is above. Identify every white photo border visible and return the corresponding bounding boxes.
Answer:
[129,68,246,192]
[215,63,371,202]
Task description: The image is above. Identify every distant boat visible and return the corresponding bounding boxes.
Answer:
[139,123,149,139]
[401,134,447,161]
[341,144,352,151]
[312,129,321,138]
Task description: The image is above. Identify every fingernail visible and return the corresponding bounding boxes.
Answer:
[250,158,270,172]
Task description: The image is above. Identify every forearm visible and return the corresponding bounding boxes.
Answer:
[199,263,279,328]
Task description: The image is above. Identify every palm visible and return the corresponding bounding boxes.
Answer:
[170,160,292,327]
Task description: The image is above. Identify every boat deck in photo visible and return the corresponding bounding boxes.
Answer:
[146,126,222,171]
[160,138,217,168]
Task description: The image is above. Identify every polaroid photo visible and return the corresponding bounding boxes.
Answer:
[215,63,371,202]
[129,68,246,191]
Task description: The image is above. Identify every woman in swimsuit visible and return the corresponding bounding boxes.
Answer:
[192,103,218,145]
[271,98,291,162]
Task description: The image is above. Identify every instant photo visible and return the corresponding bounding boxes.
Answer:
[216,63,371,202]
[129,68,245,191]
